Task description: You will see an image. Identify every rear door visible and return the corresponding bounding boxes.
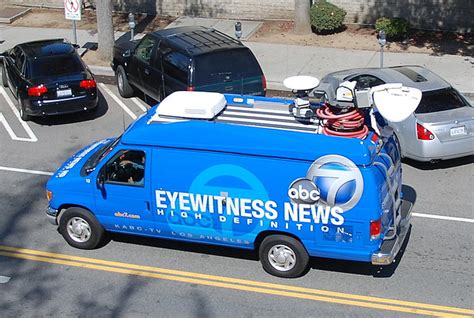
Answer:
[128,35,158,93]
[159,46,190,96]
[4,47,25,98]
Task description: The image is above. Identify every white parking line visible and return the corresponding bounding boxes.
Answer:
[1,165,473,225]
[98,83,137,120]
[0,86,38,142]
[131,97,148,112]
[412,212,474,223]
[0,275,11,284]
[0,166,53,176]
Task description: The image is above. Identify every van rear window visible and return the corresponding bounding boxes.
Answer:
[415,88,468,114]
[193,49,261,86]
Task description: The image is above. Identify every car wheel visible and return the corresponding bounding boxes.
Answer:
[259,235,309,278]
[1,64,8,88]
[116,66,134,98]
[17,97,30,121]
[59,207,105,250]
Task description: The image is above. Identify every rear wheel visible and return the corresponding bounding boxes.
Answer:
[59,207,105,249]
[116,65,134,98]
[17,96,30,121]
[259,235,309,278]
[1,64,8,88]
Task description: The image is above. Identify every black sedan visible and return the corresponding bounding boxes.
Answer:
[1,39,98,121]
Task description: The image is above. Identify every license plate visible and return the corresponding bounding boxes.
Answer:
[450,126,467,136]
[57,89,72,98]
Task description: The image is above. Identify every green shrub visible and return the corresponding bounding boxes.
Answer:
[310,0,347,33]
[375,17,410,40]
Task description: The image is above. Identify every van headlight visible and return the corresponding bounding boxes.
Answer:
[46,190,53,202]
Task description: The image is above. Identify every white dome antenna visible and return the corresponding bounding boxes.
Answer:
[283,76,320,120]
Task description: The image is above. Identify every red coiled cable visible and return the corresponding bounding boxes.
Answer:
[316,104,369,139]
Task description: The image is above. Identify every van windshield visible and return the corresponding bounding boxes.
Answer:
[81,136,121,176]
[193,49,262,87]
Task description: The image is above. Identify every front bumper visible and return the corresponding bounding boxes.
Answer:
[371,199,413,265]
[46,206,59,225]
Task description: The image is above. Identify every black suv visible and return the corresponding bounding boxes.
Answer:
[112,26,266,100]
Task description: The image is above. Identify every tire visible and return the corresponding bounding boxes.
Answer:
[17,97,30,121]
[116,65,134,98]
[1,64,8,88]
[259,235,309,278]
[59,207,105,250]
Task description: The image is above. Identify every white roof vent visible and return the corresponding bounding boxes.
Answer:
[152,91,226,120]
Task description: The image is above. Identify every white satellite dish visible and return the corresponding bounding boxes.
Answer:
[371,84,422,123]
[283,76,320,91]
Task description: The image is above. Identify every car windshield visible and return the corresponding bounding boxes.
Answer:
[416,88,468,114]
[29,54,84,77]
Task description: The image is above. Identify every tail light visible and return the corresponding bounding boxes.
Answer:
[186,85,194,91]
[28,85,48,97]
[416,122,435,140]
[80,79,97,89]
[370,219,381,240]
[262,75,267,92]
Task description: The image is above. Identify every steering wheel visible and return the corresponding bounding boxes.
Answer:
[110,162,136,182]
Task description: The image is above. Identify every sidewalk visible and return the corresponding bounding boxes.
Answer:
[1,21,473,96]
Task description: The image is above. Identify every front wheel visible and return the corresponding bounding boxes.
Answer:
[116,65,134,98]
[59,207,105,249]
[259,235,309,278]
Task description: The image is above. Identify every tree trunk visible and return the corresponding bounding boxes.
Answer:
[96,0,114,61]
[294,0,312,35]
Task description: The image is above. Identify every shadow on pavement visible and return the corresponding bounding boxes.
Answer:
[31,90,109,126]
[309,226,412,278]
[402,155,474,170]
[108,232,259,261]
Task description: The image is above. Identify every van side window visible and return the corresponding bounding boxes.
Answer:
[162,51,189,83]
[134,36,156,64]
[104,150,145,186]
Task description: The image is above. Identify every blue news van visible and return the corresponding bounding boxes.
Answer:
[46,91,412,278]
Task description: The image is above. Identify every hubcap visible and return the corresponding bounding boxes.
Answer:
[118,72,123,91]
[66,217,92,243]
[268,244,296,272]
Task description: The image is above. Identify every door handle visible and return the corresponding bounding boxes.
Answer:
[146,201,150,211]
[144,68,150,75]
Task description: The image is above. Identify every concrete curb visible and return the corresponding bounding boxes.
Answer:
[89,65,474,100]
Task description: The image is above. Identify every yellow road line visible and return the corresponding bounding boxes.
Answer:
[0,246,472,317]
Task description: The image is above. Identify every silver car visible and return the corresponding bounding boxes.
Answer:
[315,65,474,162]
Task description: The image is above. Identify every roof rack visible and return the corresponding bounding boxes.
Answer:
[150,92,318,134]
[169,29,242,54]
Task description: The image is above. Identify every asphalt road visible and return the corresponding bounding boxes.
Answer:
[0,82,473,317]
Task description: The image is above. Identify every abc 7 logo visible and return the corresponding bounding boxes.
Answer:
[289,155,364,211]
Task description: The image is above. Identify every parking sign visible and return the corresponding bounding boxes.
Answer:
[64,0,81,21]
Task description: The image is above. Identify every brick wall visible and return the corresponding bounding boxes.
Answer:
[330,0,473,32]
[4,0,472,32]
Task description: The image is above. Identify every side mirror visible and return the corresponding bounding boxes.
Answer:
[96,169,105,189]
[123,49,133,58]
